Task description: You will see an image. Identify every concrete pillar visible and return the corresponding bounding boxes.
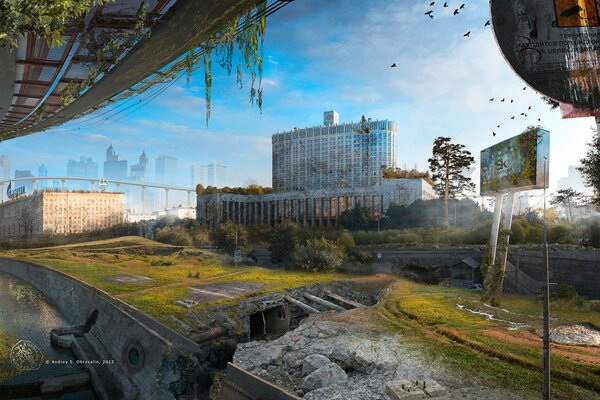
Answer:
[187,191,192,206]
[1,183,4,203]
[32,179,36,192]
[165,189,170,209]
[141,186,146,213]
[61,179,66,190]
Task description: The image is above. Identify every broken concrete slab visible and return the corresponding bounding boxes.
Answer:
[189,281,267,303]
[385,380,426,400]
[105,274,154,285]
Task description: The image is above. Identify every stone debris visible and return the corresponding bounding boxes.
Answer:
[233,318,532,399]
[550,324,600,346]
[385,380,426,399]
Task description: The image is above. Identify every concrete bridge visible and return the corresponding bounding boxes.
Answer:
[0,176,196,210]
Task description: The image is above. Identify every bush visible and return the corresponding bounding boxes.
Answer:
[211,222,248,255]
[291,238,345,272]
[349,249,374,264]
[190,227,210,247]
[154,226,192,246]
[552,284,584,306]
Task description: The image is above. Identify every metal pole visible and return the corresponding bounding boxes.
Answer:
[542,156,550,400]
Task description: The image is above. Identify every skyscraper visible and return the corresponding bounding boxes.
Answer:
[190,164,205,187]
[155,155,177,184]
[207,163,227,187]
[38,164,48,189]
[130,151,148,181]
[15,170,34,194]
[103,144,128,181]
[0,156,10,182]
[67,157,98,178]
[272,111,398,191]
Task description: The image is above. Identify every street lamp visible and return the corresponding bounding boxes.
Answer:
[542,155,550,400]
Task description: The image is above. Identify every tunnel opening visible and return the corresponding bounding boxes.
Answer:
[249,304,290,340]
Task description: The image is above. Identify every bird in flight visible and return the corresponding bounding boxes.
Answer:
[500,98,505,102]
[485,20,490,26]
[430,1,435,5]
[510,99,514,103]
[528,106,531,110]
[493,132,497,137]
[497,125,500,128]
[511,116,515,119]
[425,10,433,15]
[443,2,448,7]
[391,63,397,67]
[454,9,459,15]
[523,87,527,90]
[489,98,494,101]
[464,31,471,37]
[521,113,527,117]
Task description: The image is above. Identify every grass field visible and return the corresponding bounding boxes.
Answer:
[5,237,599,398]
[374,279,600,400]
[4,237,346,331]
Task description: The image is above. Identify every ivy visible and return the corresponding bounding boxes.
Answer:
[481,228,511,306]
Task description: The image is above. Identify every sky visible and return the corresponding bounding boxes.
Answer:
[0,0,596,198]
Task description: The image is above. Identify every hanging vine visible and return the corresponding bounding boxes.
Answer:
[189,1,267,125]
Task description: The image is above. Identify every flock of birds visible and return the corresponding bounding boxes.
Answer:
[389,1,546,139]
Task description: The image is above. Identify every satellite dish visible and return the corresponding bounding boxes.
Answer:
[491,0,600,108]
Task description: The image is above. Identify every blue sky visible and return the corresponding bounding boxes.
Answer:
[0,0,596,195]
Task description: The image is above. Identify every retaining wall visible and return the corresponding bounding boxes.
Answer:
[0,257,199,399]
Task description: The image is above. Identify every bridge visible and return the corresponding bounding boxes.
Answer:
[0,176,197,211]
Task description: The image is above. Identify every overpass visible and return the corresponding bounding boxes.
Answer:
[0,176,197,211]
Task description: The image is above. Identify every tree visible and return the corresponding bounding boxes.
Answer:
[428,137,476,225]
[211,222,248,255]
[269,221,301,266]
[291,238,345,273]
[338,206,378,231]
[0,1,101,48]
[579,127,600,207]
[551,188,584,222]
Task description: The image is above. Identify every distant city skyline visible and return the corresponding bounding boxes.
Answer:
[0,0,598,195]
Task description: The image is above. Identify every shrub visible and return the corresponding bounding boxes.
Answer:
[291,238,345,272]
[552,284,584,306]
[350,249,374,264]
[154,226,192,246]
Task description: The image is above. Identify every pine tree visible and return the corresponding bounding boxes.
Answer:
[550,188,583,222]
[428,137,475,226]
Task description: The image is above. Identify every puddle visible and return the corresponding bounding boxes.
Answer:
[456,304,530,330]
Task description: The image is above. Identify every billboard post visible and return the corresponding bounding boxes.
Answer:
[480,127,549,306]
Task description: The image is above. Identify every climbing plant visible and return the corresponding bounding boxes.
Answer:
[481,228,511,306]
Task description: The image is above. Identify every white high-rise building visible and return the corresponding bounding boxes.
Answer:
[191,163,227,187]
[0,156,10,181]
[272,111,398,191]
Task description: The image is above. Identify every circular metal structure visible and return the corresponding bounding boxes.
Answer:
[122,339,145,373]
[491,0,600,108]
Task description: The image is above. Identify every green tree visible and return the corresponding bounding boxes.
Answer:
[338,206,378,231]
[551,187,584,222]
[269,221,301,266]
[428,137,475,226]
[211,222,248,255]
[291,238,345,273]
[579,127,600,207]
[0,1,102,48]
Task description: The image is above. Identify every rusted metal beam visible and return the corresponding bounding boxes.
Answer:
[15,59,61,67]
[324,290,366,309]
[284,296,320,314]
[304,293,347,312]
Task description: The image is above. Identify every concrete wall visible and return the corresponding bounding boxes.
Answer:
[0,257,199,399]
[340,247,600,299]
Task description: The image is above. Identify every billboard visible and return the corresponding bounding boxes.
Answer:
[480,128,550,196]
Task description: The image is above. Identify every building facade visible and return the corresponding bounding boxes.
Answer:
[14,170,34,194]
[103,145,128,181]
[0,156,10,181]
[197,178,436,227]
[0,191,124,239]
[67,156,98,179]
[130,151,148,181]
[272,111,398,191]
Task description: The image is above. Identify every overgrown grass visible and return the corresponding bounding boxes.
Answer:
[375,279,600,399]
[5,238,347,333]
